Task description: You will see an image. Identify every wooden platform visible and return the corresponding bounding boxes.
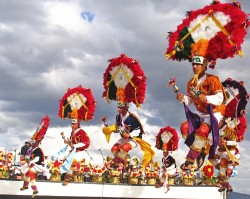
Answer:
[0,179,226,199]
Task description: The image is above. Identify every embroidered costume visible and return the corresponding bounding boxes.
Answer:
[20,115,50,198]
[111,111,144,163]
[70,128,90,153]
[164,0,249,194]
[56,85,96,186]
[155,151,177,193]
[209,79,248,194]
[210,135,240,194]
[20,142,50,198]
[180,73,225,166]
[116,112,144,138]
[102,54,154,169]
[60,122,90,186]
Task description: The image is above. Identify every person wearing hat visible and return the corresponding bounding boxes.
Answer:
[20,141,31,158]
[111,101,144,165]
[61,119,90,186]
[20,140,47,198]
[155,150,177,193]
[176,55,225,169]
[209,120,240,195]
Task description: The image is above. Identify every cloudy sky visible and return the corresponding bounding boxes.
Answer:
[0,0,249,195]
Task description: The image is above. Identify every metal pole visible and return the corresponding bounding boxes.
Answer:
[98,149,105,163]
[14,149,17,165]
[85,150,94,163]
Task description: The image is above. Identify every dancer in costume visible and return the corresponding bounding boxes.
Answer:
[61,119,90,186]
[162,151,177,192]
[56,85,96,186]
[176,55,225,169]
[102,54,155,169]
[20,115,50,198]
[155,150,177,193]
[164,1,249,173]
[210,132,240,195]
[155,126,179,192]
[209,78,248,194]
[111,99,144,164]
[20,140,50,198]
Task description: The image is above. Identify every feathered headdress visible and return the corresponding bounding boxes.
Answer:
[31,115,50,142]
[102,54,147,108]
[164,1,249,68]
[155,125,179,151]
[221,78,248,142]
[58,85,96,122]
[222,78,248,118]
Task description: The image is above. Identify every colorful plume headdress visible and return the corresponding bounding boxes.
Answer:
[222,78,248,118]
[155,125,179,151]
[221,78,249,142]
[31,115,50,142]
[102,54,147,108]
[58,85,96,122]
[164,1,249,65]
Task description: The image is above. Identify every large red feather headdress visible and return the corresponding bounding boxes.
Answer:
[221,78,248,142]
[31,115,50,142]
[164,1,249,67]
[102,54,147,108]
[58,85,96,122]
[155,125,179,151]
